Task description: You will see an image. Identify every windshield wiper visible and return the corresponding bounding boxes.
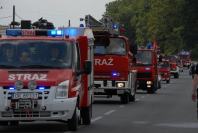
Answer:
[19,64,60,68]
[0,64,18,68]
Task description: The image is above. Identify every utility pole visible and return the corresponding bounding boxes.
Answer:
[68,20,71,27]
[12,5,16,28]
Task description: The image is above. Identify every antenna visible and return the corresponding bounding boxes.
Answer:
[68,20,71,27]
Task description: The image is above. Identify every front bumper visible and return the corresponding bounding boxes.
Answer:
[136,79,154,90]
[0,89,77,121]
[94,80,130,95]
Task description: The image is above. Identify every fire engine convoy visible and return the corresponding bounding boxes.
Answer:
[86,15,137,104]
[0,22,94,131]
[135,46,160,94]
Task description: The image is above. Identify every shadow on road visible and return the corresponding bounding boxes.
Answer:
[0,122,69,132]
[93,99,121,105]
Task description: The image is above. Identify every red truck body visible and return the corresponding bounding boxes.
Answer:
[135,48,160,94]
[0,28,94,131]
[158,61,171,83]
[93,34,137,104]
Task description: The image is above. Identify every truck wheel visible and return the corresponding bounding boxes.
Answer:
[0,121,8,126]
[147,81,157,94]
[129,94,135,102]
[174,73,179,78]
[158,81,161,89]
[166,80,170,84]
[9,121,19,126]
[129,87,136,102]
[68,108,78,131]
[120,94,129,104]
[81,105,92,125]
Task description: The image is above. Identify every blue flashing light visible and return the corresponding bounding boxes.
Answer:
[112,72,120,77]
[6,29,22,36]
[9,87,15,90]
[51,30,56,36]
[113,24,119,29]
[64,28,79,37]
[38,87,45,90]
[57,30,63,36]
[48,30,63,37]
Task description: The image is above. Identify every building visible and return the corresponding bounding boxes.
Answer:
[0,25,8,35]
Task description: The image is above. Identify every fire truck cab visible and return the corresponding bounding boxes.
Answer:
[0,27,94,131]
[135,48,160,94]
[158,60,171,83]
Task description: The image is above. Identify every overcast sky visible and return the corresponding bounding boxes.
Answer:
[0,0,115,27]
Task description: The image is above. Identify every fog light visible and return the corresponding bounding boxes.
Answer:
[15,80,23,90]
[147,85,151,88]
[41,106,46,111]
[146,81,152,85]
[116,82,125,88]
[28,80,37,90]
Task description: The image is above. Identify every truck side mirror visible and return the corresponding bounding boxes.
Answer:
[84,60,92,74]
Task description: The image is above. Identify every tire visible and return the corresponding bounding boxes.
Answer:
[68,108,78,131]
[158,81,161,89]
[166,80,170,84]
[120,94,129,104]
[0,121,8,126]
[81,105,92,125]
[9,121,19,126]
[129,86,136,102]
[129,94,135,102]
[147,81,157,94]
[174,73,179,79]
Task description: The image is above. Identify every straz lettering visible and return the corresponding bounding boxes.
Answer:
[94,58,114,66]
[8,74,47,81]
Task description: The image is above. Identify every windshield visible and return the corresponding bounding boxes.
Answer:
[94,38,126,55]
[0,40,72,69]
[159,62,170,68]
[136,51,152,65]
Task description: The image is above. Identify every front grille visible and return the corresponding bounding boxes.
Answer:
[137,72,151,78]
[2,111,51,118]
[94,84,101,88]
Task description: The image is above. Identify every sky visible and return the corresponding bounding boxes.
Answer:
[0,0,115,27]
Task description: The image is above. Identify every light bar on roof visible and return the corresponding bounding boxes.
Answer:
[48,30,63,36]
[6,29,22,36]
[6,29,48,36]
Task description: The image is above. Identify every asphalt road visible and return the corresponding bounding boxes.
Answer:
[0,70,197,133]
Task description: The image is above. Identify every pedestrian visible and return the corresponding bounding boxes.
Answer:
[192,63,198,102]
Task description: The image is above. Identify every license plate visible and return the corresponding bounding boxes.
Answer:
[117,90,124,94]
[94,89,104,93]
[13,92,39,99]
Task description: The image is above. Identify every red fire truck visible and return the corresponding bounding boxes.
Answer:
[93,31,137,104]
[158,60,171,83]
[178,51,191,69]
[0,27,94,131]
[135,48,160,94]
[84,15,137,104]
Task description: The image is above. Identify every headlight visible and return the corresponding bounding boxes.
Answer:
[116,82,125,88]
[146,81,152,85]
[55,81,69,99]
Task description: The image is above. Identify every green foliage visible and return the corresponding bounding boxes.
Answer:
[105,0,198,58]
